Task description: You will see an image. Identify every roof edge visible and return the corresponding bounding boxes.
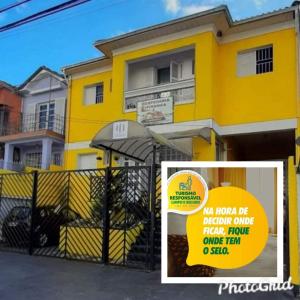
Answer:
[62,56,111,75]
[19,66,66,90]
[232,5,295,26]
[93,5,230,49]
[0,80,18,93]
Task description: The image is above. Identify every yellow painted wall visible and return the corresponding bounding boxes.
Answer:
[64,28,298,170]
[288,156,300,285]
[217,29,297,125]
[64,148,104,170]
[64,32,219,169]
[193,130,216,161]
[66,71,112,143]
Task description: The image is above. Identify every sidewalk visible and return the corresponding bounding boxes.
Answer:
[0,252,294,300]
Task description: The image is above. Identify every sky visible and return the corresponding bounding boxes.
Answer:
[0,0,293,85]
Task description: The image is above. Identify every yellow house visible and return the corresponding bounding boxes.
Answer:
[62,4,300,286]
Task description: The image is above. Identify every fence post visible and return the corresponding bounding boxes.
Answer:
[149,146,157,270]
[29,171,38,255]
[102,167,110,264]
[0,175,3,225]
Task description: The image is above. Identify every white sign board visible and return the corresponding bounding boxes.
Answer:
[112,121,128,139]
[137,97,173,126]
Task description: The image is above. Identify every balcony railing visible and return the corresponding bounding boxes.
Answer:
[0,155,63,171]
[0,113,65,136]
[0,160,24,172]
[124,78,195,111]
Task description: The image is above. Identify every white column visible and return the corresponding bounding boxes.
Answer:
[41,138,52,170]
[3,143,14,170]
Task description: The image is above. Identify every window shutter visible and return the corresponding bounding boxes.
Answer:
[170,61,180,82]
[84,86,96,105]
[55,98,65,117]
[24,103,36,131]
[78,153,97,170]
[237,51,256,77]
[54,99,65,134]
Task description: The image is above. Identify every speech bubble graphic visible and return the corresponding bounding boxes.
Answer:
[186,186,269,269]
[167,170,208,215]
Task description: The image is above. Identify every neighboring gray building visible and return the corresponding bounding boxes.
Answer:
[0,66,67,171]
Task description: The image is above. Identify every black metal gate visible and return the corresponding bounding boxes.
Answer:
[32,169,106,262]
[0,166,160,270]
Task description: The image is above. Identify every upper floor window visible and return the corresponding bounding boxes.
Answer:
[38,102,55,131]
[0,105,9,135]
[84,83,103,105]
[256,46,273,74]
[157,67,170,84]
[237,45,273,77]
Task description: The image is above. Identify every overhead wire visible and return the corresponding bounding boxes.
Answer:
[0,0,129,39]
[0,0,32,14]
[0,0,191,128]
[0,0,91,33]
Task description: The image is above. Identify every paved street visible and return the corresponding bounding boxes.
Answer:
[0,252,295,300]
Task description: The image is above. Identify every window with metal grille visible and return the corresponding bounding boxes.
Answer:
[25,152,42,168]
[158,145,190,162]
[52,152,62,166]
[256,46,273,74]
[84,83,104,105]
[95,84,104,104]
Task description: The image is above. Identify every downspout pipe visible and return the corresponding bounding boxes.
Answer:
[62,72,72,170]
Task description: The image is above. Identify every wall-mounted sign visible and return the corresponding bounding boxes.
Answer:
[112,121,128,139]
[137,97,173,126]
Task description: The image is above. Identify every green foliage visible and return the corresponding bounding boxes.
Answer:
[91,169,149,228]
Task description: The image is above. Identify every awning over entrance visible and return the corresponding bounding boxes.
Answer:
[90,120,205,162]
[155,127,211,142]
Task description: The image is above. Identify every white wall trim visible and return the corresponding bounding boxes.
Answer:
[221,20,295,44]
[111,21,294,57]
[72,65,112,80]
[125,78,195,98]
[65,118,297,151]
[6,136,64,145]
[65,141,91,150]
[149,119,213,135]
[212,120,222,135]
[112,24,218,56]
[219,118,297,136]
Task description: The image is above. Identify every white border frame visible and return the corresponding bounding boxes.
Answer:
[161,161,284,284]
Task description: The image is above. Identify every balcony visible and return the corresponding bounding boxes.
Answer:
[0,113,65,137]
[0,160,24,172]
[125,47,195,112]
[124,78,195,111]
